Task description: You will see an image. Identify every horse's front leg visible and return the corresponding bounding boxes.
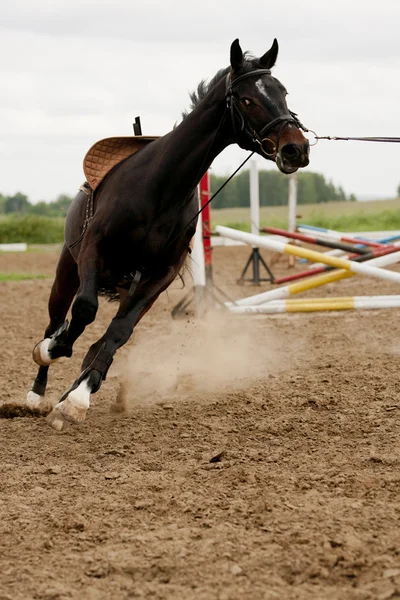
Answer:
[46,267,177,431]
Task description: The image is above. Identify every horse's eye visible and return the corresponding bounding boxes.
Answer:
[241,98,252,107]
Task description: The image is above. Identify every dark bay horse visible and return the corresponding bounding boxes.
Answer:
[26,38,310,430]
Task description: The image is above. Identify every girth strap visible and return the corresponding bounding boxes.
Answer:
[69,182,94,249]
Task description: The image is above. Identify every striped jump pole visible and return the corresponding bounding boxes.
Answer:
[273,243,400,285]
[217,247,400,309]
[305,248,347,269]
[268,295,400,305]
[216,226,400,285]
[230,295,400,314]
[298,224,400,246]
[262,226,371,255]
[297,225,385,249]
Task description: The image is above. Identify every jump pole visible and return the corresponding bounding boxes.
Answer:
[216,226,400,284]
[297,226,385,249]
[172,172,231,317]
[230,295,400,314]
[223,249,400,307]
[287,172,297,268]
[262,226,371,255]
[298,224,400,245]
[0,243,27,252]
[200,171,213,287]
[172,184,206,317]
[268,295,400,305]
[238,160,274,284]
[273,242,400,285]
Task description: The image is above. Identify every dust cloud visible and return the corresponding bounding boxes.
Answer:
[116,311,301,407]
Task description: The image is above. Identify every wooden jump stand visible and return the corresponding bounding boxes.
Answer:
[171,172,229,318]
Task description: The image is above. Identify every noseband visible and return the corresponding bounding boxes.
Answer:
[225,68,307,155]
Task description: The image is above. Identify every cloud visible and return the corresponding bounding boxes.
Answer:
[1,0,400,201]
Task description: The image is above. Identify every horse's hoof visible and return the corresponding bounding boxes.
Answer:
[59,397,88,423]
[46,399,86,431]
[32,339,58,367]
[26,391,47,411]
[46,379,90,431]
[46,404,70,431]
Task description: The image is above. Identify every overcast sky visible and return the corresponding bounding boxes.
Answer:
[1,0,400,203]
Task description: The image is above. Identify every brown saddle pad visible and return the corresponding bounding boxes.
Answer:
[83,136,158,191]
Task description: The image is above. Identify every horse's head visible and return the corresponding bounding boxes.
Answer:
[227,39,309,174]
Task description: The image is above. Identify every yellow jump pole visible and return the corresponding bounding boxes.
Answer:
[216,226,400,284]
[222,251,400,308]
[230,295,400,314]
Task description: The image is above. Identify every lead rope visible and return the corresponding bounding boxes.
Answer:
[316,135,400,143]
[164,150,255,251]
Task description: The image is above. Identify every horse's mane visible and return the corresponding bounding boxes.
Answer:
[182,52,256,118]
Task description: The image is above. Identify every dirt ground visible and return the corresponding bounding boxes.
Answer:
[1,246,400,600]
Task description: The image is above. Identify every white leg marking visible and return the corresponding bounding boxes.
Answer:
[33,338,59,366]
[67,380,91,411]
[26,391,42,410]
[40,338,53,364]
[46,378,91,431]
[25,390,51,413]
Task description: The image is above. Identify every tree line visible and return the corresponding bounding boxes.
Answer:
[0,192,73,217]
[210,169,356,208]
[0,169,355,217]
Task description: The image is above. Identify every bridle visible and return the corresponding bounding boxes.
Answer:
[225,68,309,156]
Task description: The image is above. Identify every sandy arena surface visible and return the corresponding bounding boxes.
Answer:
[1,246,400,600]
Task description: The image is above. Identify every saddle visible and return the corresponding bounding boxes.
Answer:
[83,136,158,191]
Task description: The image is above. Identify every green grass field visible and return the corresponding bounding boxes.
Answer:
[1,198,400,245]
[211,197,400,232]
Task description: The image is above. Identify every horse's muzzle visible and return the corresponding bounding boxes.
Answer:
[277,140,310,173]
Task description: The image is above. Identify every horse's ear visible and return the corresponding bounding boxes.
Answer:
[259,38,279,69]
[230,39,243,72]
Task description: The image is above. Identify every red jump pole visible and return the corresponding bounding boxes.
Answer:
[262,226,373,255]
[200,172,213,286]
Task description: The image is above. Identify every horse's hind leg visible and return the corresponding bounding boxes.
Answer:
[46,268,177,430]
[27,245,79,409]
[32,240,101,369]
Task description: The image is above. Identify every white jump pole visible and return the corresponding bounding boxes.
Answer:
[250,159,260,238]
[191,189,206,289]
[0,243,27,252]
[288,172,297,234]
[224,248,400,307]
[287,172,297,268]
[171,184,206,318]
[230,295,400,314]
[216,225,400,284]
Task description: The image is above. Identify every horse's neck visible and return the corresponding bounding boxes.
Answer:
[157,81,233,193]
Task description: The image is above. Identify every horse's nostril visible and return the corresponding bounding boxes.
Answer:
[281,143,301,158]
